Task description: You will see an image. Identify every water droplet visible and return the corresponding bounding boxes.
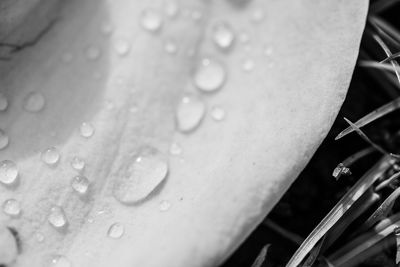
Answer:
[164,39,178,54]
[164,0,179,18]
[80,122,95,138]
[238,32,250,43]
[193,58,226,92]
[251,9,265,23]
[107,222,124,239]
[113,39,131,56]
[0,93,8,111]
[242,59,255,72]
[71,175,90,195]
[159,200,171,211]
[41,147,60,166]
[85,46,101,60]
[101,22,114,36]
[48,206,68,229]
[212,22,235,50]
[0,160,18,185]
[176,96,205,133]
[140,8,163,32]
[0,129,9,150]
[0,227,18,265]
[51,255,71,267]
[87,217,94,224]
[264,45,273,56]
[113,151,168,204]
[35,232,45,243]
[169,142,182,156]
[211,106,226,121]
[2,199,21,217]
[71,157,85,171]
[23,91,45,112]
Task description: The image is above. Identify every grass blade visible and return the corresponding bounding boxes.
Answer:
[251,244,270,267]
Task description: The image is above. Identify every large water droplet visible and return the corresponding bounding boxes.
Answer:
[193,58,226,92]
[164,0,179,18]
[113,151,168,204]
[212,22,235,50]
[176,96,205,133]
[2,199,21,217]
[0,93,8,111]
[140,8,163,32]
[48,206,68,229]
[107,222,124,239]
[71,157,85,171]
[51,255,71,267]
[159,200,171,212]
[211,106,226,121]
[113,39,131,56]
[85,46,101,60]
[169,142,182,156]
[41,147,60,166]
[23,91,45,112]
[0,129,9,150]
[0,160,18,186]
[80,122,95,138]
[71,175,90,195]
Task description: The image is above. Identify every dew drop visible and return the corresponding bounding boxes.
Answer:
[164,0,179,18]
[71,157,85,171]
[80,122,95,138]
[51,255,71,267]
[41,147,60,166]
[0,129,9,150]
[251,9,265,23]
[212,22,235,50]
[85,46,101,60]
[264,45,273,56]
[113,151,168,204]
[48,206,68,229]
[242,59,255,72]
[35,232,45,243]
[107,222,124,239]
[101,22,114,36]
[140,8,163,32]
[164,39,178,54]
[71,175,90,195]
[2,199,21,217]
[0,93,8,111]
[0,160,18,186]
[211,106,226,121]
[169,142,182,156]
[23,91,45,112]
[113,39,131,56]
[176,96,205,133]
[193,58,226,92]
[159,200,171,212]
[238,32,250,44]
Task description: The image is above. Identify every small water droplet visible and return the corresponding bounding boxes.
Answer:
[2,199,21,217]
[0,129,9,150]
[159,200,171,212]
[48,206,68,229]
[23,91,45,112]
[80,122,95,138]
[242,59,255,72]
[101,22,114,36]
[61,52,73,63]
[211,106,226,121]
[71,157,85,171]
[251,9,265,23]
[113,151,168,204]
[263,45,273,56]
[0,93,8,111]
[85,46,101,60]
[193,58,226,92]
[41,147,60,166]
[169,142,182,156]
[213,22,235,50]
[35,232,45,243]
[113,39,131,56]
[51,255,71,267]
[71,175,90,195]
[176,96,205,133]
[107,222,124,239]
[164,39,178,54]
[191,10,203,21]
[140,8,163,32]
[87,217,94,224]
[238,32,250,43]
[164,0,179,18]
[0,160,18,185]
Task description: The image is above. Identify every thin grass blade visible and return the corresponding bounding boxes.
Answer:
[251,244,270,267]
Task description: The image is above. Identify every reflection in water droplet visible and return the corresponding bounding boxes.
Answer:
[159,200,171,212]
[242,59,255,72]
[113,151,168,204]
[35,232,45,243]
[169,142,182,156]
[140,8,163,32]
[80,122,95,138]
[107,222,124,239]
[41,147,60,166]
[48,206,68,229]
[71,157,85,171]
[0,93,8,111]
[0,160,18,185]
[164,39,178,54]
[114,39,131,56]
[23,91,45,112]
[2,199,21,217]
[0,129,9,150]
[51,255,71,267]
[85,46,101,60]
[212,22,235,50]
[211,106,226,121]
[71,175,90,195]
[176,96,205,133]
[193,58,226,92]
[164,0,179,18]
